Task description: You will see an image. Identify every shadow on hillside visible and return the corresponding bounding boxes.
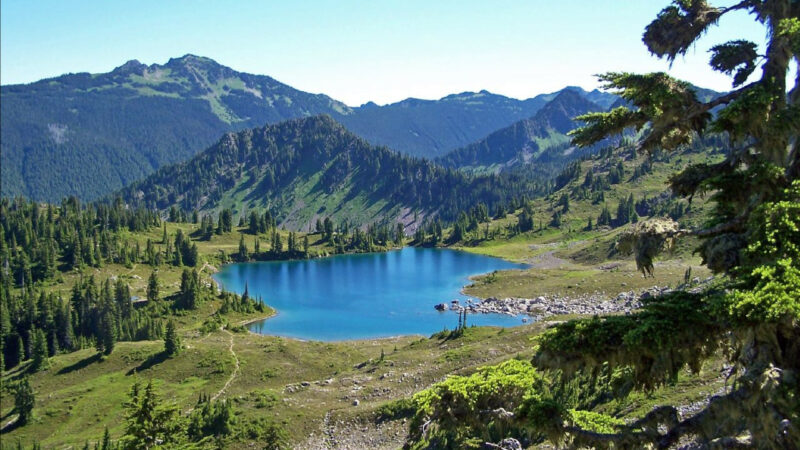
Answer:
[0,414,23,434]
[1,363,33,384]
[56,352,102,375]
[126,352,168,376]
[0,408,16,423]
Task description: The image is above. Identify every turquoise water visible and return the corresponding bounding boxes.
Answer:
[212,247,527,341]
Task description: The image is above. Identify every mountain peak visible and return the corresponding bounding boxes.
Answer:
[562,85,587,94]
[164,54,223,70]
[304,113,343,129]
[261,114,349,140]
[441,90,504,102]
[534,89,602,134]
[550,88,586,102]
[112,59,146,75]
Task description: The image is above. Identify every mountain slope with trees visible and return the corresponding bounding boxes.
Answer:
[437,90,605,173]
[114,115,544,231]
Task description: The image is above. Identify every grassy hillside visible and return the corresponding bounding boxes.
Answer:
[432,139,728,300]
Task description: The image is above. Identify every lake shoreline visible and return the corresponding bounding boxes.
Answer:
[214,247,525,341]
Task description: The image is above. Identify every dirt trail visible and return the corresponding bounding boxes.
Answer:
[211,329,240,402]
[526,250,569,269]
[322,411,338,448]
[526,240,587,269]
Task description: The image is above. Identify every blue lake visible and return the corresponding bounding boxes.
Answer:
[212,247,527,341]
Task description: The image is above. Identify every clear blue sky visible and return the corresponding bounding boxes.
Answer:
[0,1,774,106]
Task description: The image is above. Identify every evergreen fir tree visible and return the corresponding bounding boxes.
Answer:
[164,320,180,357]
[146,271,159,302]
[122,381,182,448]
[101,427,111,450]
[30,328,49,371]
[237,234,248,261]
[14,377,34,425]
[597,204,612,227]
[16,334,25,366]
[98,310,116,355]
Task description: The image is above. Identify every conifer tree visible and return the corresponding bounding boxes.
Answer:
[146,271,159,302]
[173,244,183,266]
[101,427,111,450]
[323,217,334,241]
[272,231,282,253]
[249,211,261,235]
[237,234,248,261]
[97,310,116,355]
[122,381,182,448]
[164,320,180,357]
[597,204,612,227]
[176,269,202,310]
[30,328,49,371]
[14,377,34,426]
[15,334,25,367]
[186,243,198,267]
[394,223,405,245]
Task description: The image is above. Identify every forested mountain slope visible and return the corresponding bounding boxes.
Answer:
[437,90,604,172]
[115,115,543,230]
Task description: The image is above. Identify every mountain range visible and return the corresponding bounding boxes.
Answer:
[1,55,617,202]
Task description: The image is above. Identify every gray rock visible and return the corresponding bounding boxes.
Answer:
[496,437,522,450]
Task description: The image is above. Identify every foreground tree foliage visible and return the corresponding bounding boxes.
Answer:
[405,1,799,448]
